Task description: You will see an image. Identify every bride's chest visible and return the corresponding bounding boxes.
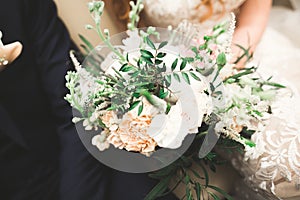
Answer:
[143,0,245,27]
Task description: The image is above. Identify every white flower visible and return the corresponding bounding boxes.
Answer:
[121,30,141,52]
[244,135,266,160]
[72,117,82,123]
[148,66,212,149]
[92,130,110,151]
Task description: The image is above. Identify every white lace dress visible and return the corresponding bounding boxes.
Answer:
[143,0,300,199]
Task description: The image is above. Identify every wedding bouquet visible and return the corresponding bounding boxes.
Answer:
[65,1,285,199]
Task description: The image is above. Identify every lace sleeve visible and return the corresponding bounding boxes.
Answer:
[230,85,300,198]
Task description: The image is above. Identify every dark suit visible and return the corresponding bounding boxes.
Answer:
[0,0,178,199]
[0,0,110,199]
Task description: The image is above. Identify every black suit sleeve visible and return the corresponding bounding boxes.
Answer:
[25,0,109,199]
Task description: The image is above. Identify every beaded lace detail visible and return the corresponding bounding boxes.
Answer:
[142,0,300,198]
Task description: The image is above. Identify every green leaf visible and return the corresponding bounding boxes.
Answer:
[208,185,234,200]
[165,102,171,114]
[173,73,181,82]
[195,161,209,187]
[95,80,105,85]
[140,49,154,58]
[185,57,195,63]
[199,67,214,76]
[182,72,190,84]
[158,63,167,73]
[195,182,201,200]
[263,81,286,88]
[190,168,202,179]
[199,43,207,50]
[189,71,201,81]
[145,36,156,50]
[79,34,94,51]
[159,89,168,99]
[252,110,263,117]
[157,52,166,58]
[165,75,171,87]
[129,70,140,78]
[180,59,187,70]
[107,105,117,111]
[144,176,171,200]
[158,41,168,49]
[155,59,163,65]
[171,58,178,71]
[233,44,252,64]
[141,57,154,65]
[138,103,144,116]
[204,35,211,41]
[208,192,221,200]
[216,52,226,67]
[119,64,135,72]
[80,44,90,55]
[133,92,141,98]
[129,101,140,111]
[191,46,198,54]
[224,70,254,82]
[210,83,215,92]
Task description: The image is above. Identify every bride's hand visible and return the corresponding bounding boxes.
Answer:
[230,0,272,69]
[230,27,255,69]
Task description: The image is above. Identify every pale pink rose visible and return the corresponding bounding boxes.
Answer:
[101,111,119,128]
[105,102,158,156]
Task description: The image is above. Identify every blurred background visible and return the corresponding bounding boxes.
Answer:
[53,0,300,50]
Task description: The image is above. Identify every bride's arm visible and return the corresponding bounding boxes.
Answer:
[232,0,272,67]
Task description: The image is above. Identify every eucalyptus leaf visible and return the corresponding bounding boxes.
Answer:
[173,73,181,82]
[157,52,166,58]
[180,59,187,70]
[182,72,190,84]
[165,75,171,87]
[189,71,201,81]
[171,58,178,71]
[141,57,154,65]
[119,64,135,72]
[158,41,168,49]
[140,49,154,58]
[145,36,156,50]
[155,59,163,65]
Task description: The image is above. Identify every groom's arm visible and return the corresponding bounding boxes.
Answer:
[25,0,109,199]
